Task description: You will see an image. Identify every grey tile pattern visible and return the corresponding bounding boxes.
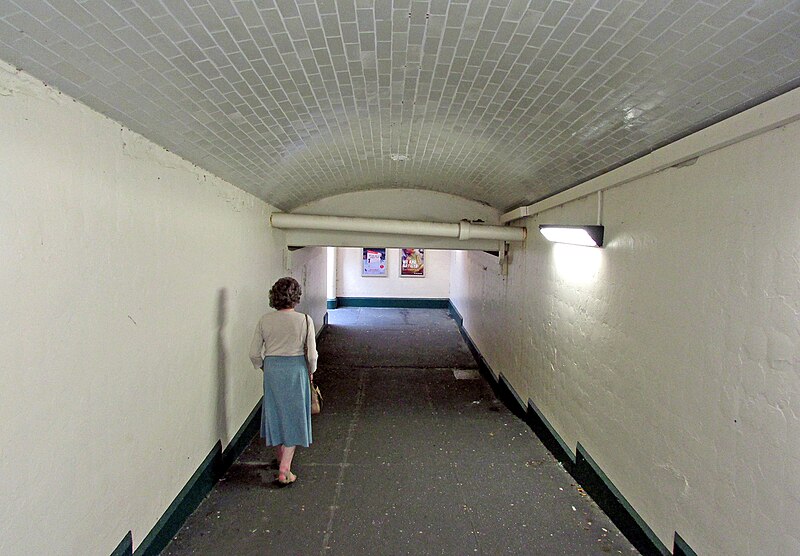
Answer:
[1,0,798,211]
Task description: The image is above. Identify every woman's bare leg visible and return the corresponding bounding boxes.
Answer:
[278,446,296,482]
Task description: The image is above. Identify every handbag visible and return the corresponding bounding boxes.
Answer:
[311,383,323,415]
[304,314,322,415]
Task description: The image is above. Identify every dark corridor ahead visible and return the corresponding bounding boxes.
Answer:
[164,308,637,555]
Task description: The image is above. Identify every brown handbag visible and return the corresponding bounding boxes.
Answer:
[304,314,322,415]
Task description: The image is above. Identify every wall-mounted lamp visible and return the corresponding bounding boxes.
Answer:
[539,224,604,247]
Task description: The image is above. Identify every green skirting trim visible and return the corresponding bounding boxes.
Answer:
[222,400,262,470]
[111,531,132,556]
[326,299,337,309]
[575,444,670,556]
[461,328,486,373]
[133,398,263,556]
[452,321,496,381]
[335,297,449,308]
[447,300,463,326]
[134,442,222,556]
[497,374,527,420]
[673,533,698,556]
[449,300,690,556]
[525,399,575,467]
[314,313,329,340]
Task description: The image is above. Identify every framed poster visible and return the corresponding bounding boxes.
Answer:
[362,248,387,276]
[400,248,425,277]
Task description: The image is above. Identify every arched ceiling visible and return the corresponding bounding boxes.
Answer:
[1,1,798,212]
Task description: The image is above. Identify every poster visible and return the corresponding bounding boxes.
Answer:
[400,248,425,277]
[362,248,387,276]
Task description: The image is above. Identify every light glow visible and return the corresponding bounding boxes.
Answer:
[539,225,604,247]
[553,243,602,285]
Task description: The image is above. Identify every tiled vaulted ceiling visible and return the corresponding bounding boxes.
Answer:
[1,1,799,212]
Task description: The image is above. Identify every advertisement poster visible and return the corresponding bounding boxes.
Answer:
[362,248,387,276]
[400,248,425,277]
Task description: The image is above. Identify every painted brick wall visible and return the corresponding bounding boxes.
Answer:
[0,64,286,555]
[451,113,800,555]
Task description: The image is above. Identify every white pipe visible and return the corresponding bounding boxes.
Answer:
[597,190,603,226]
[270,213,526,242]
[458,220,471,240]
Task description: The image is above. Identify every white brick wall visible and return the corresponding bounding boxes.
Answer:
[0,63,286,555]
[451,110,800,555]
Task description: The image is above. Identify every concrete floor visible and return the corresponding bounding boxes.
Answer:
[164,308,638,555]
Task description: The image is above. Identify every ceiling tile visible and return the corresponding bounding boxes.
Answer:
[0,0,798,211]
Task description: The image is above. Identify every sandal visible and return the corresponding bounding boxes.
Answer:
[276,471,297,486]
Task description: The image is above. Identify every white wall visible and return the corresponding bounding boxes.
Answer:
[326,246,336,300]
[294,188,501,223]
[0,63,286,555]
[289,246,328,333]
[450,107,800,555]
[337,248,451,299]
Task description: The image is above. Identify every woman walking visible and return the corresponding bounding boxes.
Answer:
[249,277,318,485]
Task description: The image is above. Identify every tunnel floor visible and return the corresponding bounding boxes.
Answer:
[164,308,638,555]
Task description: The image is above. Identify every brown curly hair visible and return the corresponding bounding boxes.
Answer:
[269,277,302,310]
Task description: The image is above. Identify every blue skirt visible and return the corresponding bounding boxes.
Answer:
[261,355,312,447]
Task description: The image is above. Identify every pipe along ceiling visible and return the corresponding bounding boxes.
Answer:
[270,213,526,243]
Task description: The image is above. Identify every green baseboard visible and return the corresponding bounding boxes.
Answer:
[497,374,527,420]
[673,533,698,556]
[111,531,132,556]
[449,309,523,421]
[326,299,337,309]
[449,300,695,556]
[130,398,262,556]
[525,399,575,467]
[222,400,262,470]
[452,318,496,381]
[447,301,463,326]
[134,442,222,556]
[315,313,329,339]
[335,297,449,308]
[575,444,670,556]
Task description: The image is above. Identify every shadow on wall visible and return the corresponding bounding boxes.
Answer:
[126,288,261,556]
[215,288,228,443]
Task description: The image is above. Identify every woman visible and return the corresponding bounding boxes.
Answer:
[249,277,317,485]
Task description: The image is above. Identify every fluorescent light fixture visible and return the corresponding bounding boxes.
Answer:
[539,224,604,247]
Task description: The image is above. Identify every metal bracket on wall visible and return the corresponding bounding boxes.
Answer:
[499,242,510,276]
[283,246,291,273]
